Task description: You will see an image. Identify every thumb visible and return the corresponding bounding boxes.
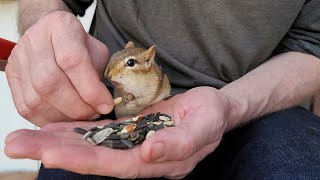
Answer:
[140,112,216,163]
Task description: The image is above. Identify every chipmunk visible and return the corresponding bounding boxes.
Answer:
[104,41,171,118]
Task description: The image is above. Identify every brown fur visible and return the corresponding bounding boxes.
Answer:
[105,42,171,118]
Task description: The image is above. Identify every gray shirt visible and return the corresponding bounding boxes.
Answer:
[65,0,320,95]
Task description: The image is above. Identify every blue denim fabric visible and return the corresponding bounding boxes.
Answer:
[37,107,320,180]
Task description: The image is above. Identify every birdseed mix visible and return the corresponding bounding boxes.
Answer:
[73,112,173,149]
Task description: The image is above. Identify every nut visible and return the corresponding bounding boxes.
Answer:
[113,97,123,105]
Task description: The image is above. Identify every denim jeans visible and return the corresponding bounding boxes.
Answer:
[37,107,320,180]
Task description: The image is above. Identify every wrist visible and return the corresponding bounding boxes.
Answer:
[219,87,249,132]
[18,1,72,35]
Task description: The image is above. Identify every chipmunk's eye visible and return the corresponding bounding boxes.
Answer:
[126,59,136,67]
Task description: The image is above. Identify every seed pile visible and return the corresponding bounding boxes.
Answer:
[73,113,173,149]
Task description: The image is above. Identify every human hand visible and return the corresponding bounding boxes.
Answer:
[4,87,230,179]
[5,11,114,127]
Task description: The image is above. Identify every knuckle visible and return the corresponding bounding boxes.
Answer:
[24,95,43,110]
[4,63,13,76]
[32,72,59,95]
[44,11,83,31]
[56,52,86,72]
[8,44,22,63]
[23,26,40,42]
[167,162,195,179]
[96,40,110,59]
[68,111,90,120]
[117,167,139,179]
[5,64,21,87]
[16,105,32,119]
[81,89,100,105]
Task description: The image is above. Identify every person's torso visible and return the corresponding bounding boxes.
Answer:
[90,0,305,94]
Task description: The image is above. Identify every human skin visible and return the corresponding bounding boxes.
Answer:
[5,0,320,179]
[6,3,114,126]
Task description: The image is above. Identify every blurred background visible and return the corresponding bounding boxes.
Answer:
[0,0,96,178]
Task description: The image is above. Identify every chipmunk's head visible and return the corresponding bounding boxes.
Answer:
[104,41,156,91]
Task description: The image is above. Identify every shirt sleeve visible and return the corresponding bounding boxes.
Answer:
[273,0,320,58]
[63,0,94,17]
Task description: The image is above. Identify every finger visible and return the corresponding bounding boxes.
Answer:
[4,128,143,178]
[24,26,100,121]
[51,17,114,114]
[5,129,42,159]
[5,56,33,120]
[6,64,73,127]
[7,44,76,127]
[41,138,215,179]
[4,129,89,159]
[13,42,44,113]
[41,145,166,178]
[4,124,211,179]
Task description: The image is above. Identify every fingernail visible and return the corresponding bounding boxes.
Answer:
[89,113,101,121]
[5,133,19,144]
[97,104,112,114]
[150,142,165,162]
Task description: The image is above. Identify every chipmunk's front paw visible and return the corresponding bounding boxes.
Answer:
[125,101,136,109]
[124,93,134,102]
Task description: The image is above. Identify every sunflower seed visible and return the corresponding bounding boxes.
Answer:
[92,128,113,144]
[151,124,165,131]
[146,130,156,139]
[120,133,130,140]
[82,131,93,139]
[163,121,174,126]
[86,137,97,145]
[152,121,163,126]
[136,118,148,129]
[73,127,88,135]
[121,139,134,149]
[89,126,100,131]
[146,113,157,121]
[113,97,123,105]
[104,123,121,130]
[134,134,146,144]
[159,115,171,121]
[128,132,140,141]
[155,112,161,120]
[100,140,129,149]
[106,133,121,140]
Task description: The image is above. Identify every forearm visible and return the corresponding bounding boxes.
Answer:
[221,52,320,131]
[18,0,71,35]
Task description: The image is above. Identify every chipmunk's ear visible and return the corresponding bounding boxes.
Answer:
[143,45,156,69]
[125,41,135,49]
